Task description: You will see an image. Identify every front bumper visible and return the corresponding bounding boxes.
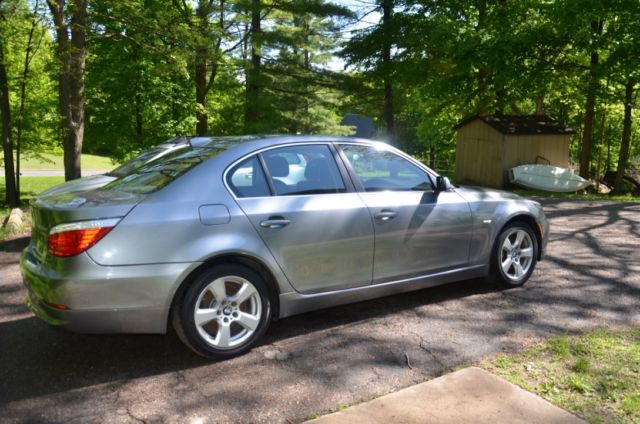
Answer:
[539,213,550,259]
[21,247,199,334]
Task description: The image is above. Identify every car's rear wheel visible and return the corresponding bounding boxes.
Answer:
[173,264,271,359]
[490,222,538,288]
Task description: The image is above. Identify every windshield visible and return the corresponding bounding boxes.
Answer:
[103,147,225,194]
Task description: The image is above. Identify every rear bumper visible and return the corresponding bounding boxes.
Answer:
[21,248,200,334]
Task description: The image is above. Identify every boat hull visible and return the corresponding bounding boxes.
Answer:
[509,165,591,193]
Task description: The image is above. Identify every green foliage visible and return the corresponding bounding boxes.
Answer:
[0,0,637,200]
[0,0,58,153]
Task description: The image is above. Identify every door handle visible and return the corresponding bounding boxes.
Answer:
[260,218,291,229]
[374,210,398,221]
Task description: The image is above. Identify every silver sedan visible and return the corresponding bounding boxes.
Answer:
[21,136,548,359]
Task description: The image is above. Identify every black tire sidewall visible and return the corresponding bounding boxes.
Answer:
[492,223,538,287]
[177,264,272,359]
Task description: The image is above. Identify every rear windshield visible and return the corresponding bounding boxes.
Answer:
[109,147,166,177]
[103,147,224,194]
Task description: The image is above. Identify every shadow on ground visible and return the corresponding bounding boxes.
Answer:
[0,199,638,423]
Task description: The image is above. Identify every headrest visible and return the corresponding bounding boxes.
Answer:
[304,159,330,180]
[265,155,289,177]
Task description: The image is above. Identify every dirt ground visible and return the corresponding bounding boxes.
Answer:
[1,199,638,423]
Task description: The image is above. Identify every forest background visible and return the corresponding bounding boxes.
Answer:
[1,0,639,206]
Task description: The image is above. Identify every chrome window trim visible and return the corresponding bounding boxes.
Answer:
[223,141,357,200]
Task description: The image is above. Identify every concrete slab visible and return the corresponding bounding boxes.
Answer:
[309,367,585,424]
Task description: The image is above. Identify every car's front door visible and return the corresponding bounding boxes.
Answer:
[228,144,374,294]
[338,143,473,283]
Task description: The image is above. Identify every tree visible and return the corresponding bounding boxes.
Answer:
[47,0,87,181]
[172,0,236,136]
[0,14,18,206]
[341,0,400,144]
[85,0,196,159]
[239,0,352,134]
[578,19,603,180]
[243,0,262,133]
[604,0,640,194]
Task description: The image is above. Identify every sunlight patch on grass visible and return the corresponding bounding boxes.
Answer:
[1,152,117,170]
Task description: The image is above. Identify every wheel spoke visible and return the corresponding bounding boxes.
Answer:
[233,282,258,305]
[514,262,525,278]
[520,247,533,258]
[501,257,513,275]
[236,312,259,331]
[195,308,218,326]
[502,237,513,253]
[214,323,231,348]
[514,231,525,249]
[209,278,227,304]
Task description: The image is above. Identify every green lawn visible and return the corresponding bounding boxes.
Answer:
[481,328,640,423]
[1,152,117,170]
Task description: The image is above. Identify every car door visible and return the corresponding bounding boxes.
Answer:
[227,144,375,294]
[338,143,473,283]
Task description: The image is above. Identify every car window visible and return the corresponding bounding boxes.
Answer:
[340,144,433,192]
[261,145,345,196]
[103,147,224,194]
[227,156,271,198]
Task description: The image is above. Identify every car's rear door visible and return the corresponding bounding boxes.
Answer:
[228,143,374,294]
[338,143,473,283]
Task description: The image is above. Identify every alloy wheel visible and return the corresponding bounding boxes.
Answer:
[193,275,262,349]
[500,229,534,282]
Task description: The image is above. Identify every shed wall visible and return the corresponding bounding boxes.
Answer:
[501,134,570,174]
[455,120,504,188]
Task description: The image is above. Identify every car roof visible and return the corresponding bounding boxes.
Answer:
[194,134,383,152]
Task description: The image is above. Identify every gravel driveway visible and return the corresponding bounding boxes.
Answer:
[1,199,638,423]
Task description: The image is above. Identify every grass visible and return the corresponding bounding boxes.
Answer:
[1,176,64,239]
[511,188,640,203]
[1,151,117,170]
[481,328,640,423]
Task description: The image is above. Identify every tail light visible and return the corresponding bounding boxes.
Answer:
[48,218,121,257]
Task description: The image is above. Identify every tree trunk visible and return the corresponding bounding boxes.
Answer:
[48,0,86,181]
[579,20,603,180]
[194,0,212,136]
[15,0,40,201]
[382,0,395,145]
[0,39,18,207]
[595,110,605,191]
[195,45,208,135]
[245,0,262,133]
[535,93,544,115]
[612,80,635,195]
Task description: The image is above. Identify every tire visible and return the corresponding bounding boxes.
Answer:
[489,221,538,288]
[173,264,272,359]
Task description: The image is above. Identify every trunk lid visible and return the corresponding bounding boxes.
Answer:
[29,189,144,263]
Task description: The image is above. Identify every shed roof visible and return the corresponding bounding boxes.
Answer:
[454,115,576,135]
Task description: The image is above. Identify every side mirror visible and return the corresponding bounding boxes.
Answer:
[436,176,451,191]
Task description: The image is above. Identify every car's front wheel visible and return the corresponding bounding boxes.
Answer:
[173,264,272,359]
[490,222,538,288]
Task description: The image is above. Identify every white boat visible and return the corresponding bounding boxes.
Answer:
[509,164,591,192]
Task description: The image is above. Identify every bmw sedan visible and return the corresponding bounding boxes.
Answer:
[21,135,549,359]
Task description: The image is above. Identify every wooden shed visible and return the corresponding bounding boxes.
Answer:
[454,115,575,188]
